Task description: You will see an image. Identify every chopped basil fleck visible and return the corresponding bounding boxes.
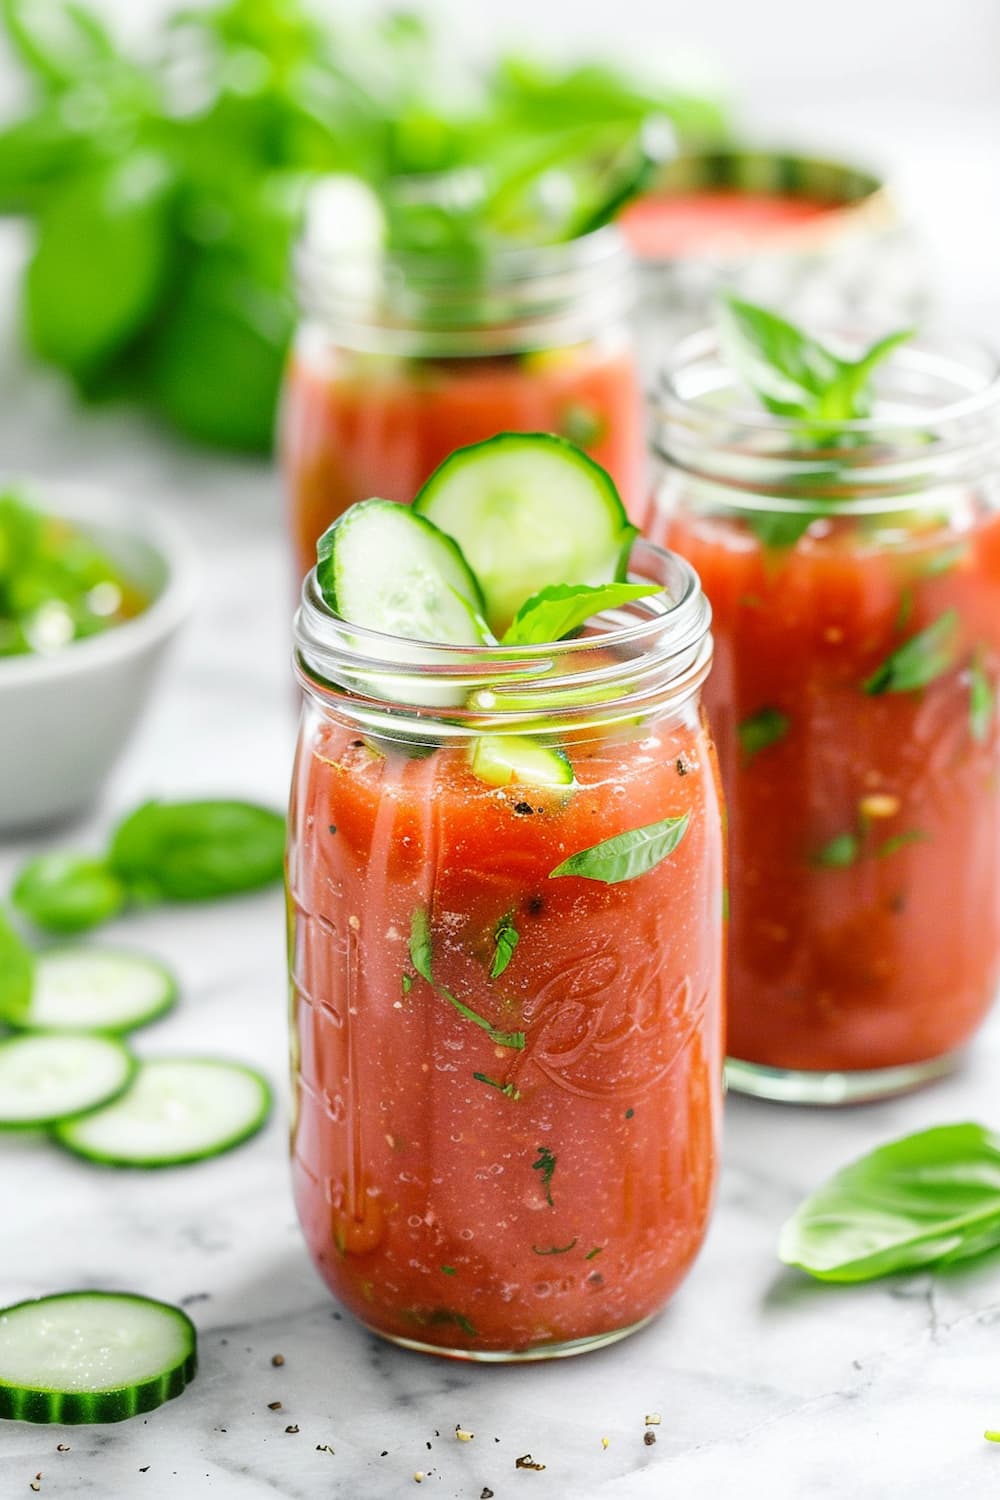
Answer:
[737,706,789,762]
[863,610,959,695]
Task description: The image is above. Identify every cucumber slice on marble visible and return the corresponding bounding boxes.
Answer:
[316,498,489,645]
[469,735,576,790]
[52,1057,271,1167]
[0,1291,196,1424]
[0,1033,136,1129]
[10,949,176,1035]
[413,433,636,634]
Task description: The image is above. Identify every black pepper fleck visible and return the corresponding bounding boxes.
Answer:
[284,1425,299,1435]
[481,1490,495,1499]
[676,757,690,776]
[625,1107,634,1119]
[644,1431,657,1446]
[139,1468,150,1474]
[267,1401,282,1411]
[513,801,534,816]
[328,824,337,836]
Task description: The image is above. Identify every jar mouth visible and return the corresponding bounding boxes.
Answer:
[294,178,635,355]
[293,536,712,737]
[653,328,1000,506]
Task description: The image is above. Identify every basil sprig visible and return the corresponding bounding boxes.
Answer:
[862,610,959,695]
[715,296,914,548]
[718,296,914,427]
[550,813,689,884]
[502,581,659,647]
[12,798,285,934]
[779,1123,1000,1283]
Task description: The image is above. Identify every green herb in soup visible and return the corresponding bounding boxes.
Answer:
[0,492,146,658]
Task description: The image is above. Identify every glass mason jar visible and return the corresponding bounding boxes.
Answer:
[651,330,1000,1104]
[287,539,724,1360]
[280,183,646,576]
[619,148,926,392]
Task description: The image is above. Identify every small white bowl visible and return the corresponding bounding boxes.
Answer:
[0,482,194,832]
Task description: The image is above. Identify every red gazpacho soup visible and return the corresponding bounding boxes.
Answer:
[288,713,723,1354]
[654,499,1000,1079]
[281,339,645,578]
[620,190,840,261]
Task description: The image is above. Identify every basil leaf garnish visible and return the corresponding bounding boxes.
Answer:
[718,295,913,425]
[502,582,660,647]
[0,910,33,1025]
[549,813,689,884]
[969,656,994,743]
[862,610,960,695]
[737,706,789,762]
[779,1123,1000,1283]
[489,913,519,979]
[409,908,525,1050]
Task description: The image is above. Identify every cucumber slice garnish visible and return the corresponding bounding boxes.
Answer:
[0,1033,135,1129]
[413,433,637,634]
[316,498,488,645]
[11,949,177,1035]
[0,1291,196,1424]
[469,735,576,790]
[52,1057,271,1167]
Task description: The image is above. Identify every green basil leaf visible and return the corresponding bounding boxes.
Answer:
[408,908,524,1050]
[26,152,174,378]
[969,657,995,743]
[743,504,836,549]
[147,254,291,453]
[813,832,861,869]
[862,610,960,695]
[109,799,285,901]
[0,104,94,212]
[501,582,660,646]
[818,327,915,422]
[0,909,34,1024]
[875,829,928,859]
[779,1123,1000,1283]
[408,906,434,985]
[1,0,114,88]
[549,813,689,884]
[12,853,126,933]
[489,913,519,979]
[718,295,914,431]
[717,295,842,414]
[737,706,789,762]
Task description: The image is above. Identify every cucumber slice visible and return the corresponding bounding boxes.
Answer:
[0,1034,135,1129]
[316,498,488,645]
[13,949,177,1035]
[0,1291,196,1424]
[469,735,576,790]
[413,433,636,634]
[52,1057,271,1167]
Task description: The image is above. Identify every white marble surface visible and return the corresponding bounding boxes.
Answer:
[2,100,1000,1497]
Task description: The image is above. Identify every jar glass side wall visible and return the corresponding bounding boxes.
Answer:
[286,687,724,1358]
[652,337,1000,1103]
